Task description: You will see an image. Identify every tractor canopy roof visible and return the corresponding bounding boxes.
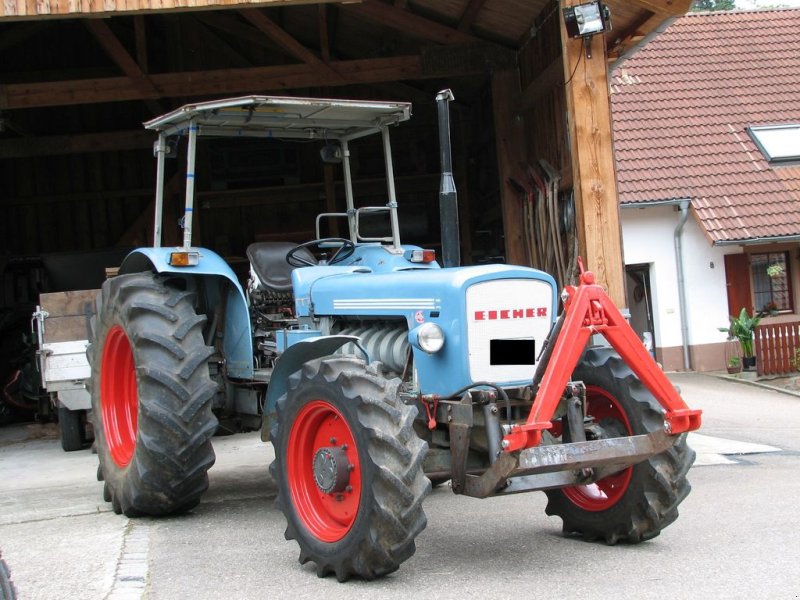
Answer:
[143,95,412,142]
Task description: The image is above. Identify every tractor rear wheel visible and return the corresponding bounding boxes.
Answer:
[271,356,429,581]
[544,346,695,544]
[88,272,218,517]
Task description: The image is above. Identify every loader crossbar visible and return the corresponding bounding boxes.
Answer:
[502,260,702,453]
[461,428,676,498]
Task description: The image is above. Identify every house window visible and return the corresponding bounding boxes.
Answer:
[747,125,800,164]
[750,252,792,313]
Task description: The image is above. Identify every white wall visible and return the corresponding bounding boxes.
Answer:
[621,205,740,350]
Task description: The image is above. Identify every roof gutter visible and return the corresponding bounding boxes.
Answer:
[620,199,689,209]
[714,235,800,246]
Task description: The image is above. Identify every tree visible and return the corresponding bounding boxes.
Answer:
[691,0,736,10]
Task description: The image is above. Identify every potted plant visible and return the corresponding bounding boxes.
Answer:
[767,263,785,279]
[719,307,762,370]
[764,300,779,317]
[726,356,742,374]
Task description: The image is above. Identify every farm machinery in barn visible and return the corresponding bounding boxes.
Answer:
[88,92,701,581]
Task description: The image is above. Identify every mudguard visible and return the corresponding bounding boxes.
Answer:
[119,247,254,379]
[260,335,363,441]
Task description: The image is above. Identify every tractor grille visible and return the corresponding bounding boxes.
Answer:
[465,278,554,384]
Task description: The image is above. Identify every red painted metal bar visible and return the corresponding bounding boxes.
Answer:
[502,265,702,453]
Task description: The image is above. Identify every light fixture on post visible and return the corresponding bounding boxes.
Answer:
[563,1,612,59]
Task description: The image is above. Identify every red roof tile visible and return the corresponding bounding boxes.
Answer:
[610,9,800,243]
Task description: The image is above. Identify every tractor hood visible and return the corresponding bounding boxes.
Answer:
[292,263,558,321]
[292,263,558,396]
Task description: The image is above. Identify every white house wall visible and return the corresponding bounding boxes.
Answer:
[621,204,740,370]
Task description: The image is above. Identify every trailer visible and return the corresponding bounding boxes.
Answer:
[33,289,97,451]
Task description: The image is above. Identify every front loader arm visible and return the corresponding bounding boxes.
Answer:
[502,261,702,453]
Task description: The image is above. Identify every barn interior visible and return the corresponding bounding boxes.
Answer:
[0,0,688,423]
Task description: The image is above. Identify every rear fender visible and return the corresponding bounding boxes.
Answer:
[119,248,253,379]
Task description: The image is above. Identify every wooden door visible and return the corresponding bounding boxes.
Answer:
[724,253,753,316]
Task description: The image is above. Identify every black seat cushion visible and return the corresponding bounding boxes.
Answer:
[246,242,317,294]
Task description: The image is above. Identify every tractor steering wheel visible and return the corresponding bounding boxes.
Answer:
[286,237,356,267]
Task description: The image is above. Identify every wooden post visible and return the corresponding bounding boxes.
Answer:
[491,69,527,266]
[560,1,626,307]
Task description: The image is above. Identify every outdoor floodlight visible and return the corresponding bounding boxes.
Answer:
[563,2,611,38]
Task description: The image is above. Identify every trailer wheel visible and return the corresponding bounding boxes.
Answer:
[58,405,84,452]
[88,272,218,517]
[271,356,430,581]
[544,346,695,544]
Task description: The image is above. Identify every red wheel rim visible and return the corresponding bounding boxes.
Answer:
[562,385,633,511]
[286,400,361,543]
[100,325,138,467]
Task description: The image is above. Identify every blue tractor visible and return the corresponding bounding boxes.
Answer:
[89,93,701,581]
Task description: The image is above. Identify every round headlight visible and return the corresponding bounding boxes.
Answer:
[415,322,445,354]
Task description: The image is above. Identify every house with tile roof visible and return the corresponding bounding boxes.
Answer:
[610,8,800,372]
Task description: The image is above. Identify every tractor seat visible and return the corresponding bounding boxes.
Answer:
[246,242,317,296]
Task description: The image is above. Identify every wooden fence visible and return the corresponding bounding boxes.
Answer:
[754,322,800,376]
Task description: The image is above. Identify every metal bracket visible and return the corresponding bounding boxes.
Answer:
[502,260,702,453]
[446,392,473,495]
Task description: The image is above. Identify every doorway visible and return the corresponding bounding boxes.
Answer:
[625,264,655,357]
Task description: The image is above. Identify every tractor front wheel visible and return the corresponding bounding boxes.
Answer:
[271,356,429,581]
[89,273,218,516]
[544,347,695,544]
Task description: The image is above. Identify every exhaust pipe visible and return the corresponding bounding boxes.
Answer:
[436,89,460,268]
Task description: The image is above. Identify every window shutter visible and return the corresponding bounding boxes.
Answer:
[724,253,752,316]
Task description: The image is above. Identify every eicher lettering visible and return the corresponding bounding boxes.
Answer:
[473,307,548,321]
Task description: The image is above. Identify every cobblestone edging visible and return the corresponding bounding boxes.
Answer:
[107,521,150,600]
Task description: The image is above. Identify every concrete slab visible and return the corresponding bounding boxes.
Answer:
[688,432,781,466]
[0,369,794,599]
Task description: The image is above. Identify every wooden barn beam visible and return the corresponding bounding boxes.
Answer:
[133,16,149,73]
[83,19,164,114]
[560,2,625,307]
[240,9,344,81]
[0,0,343,21]
[491,69,528,266]
[0,55,455,109]
[195,12,279,50]
[458,0,487,32]
[318,4,332,62]
[607,10,666,58]
[185,16,251,67]
[0,130,152,159]
[341,0,479,45]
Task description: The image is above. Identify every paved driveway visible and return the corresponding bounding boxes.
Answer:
[1,373,798,599]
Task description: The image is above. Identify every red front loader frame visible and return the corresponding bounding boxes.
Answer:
[502,261,702,453]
